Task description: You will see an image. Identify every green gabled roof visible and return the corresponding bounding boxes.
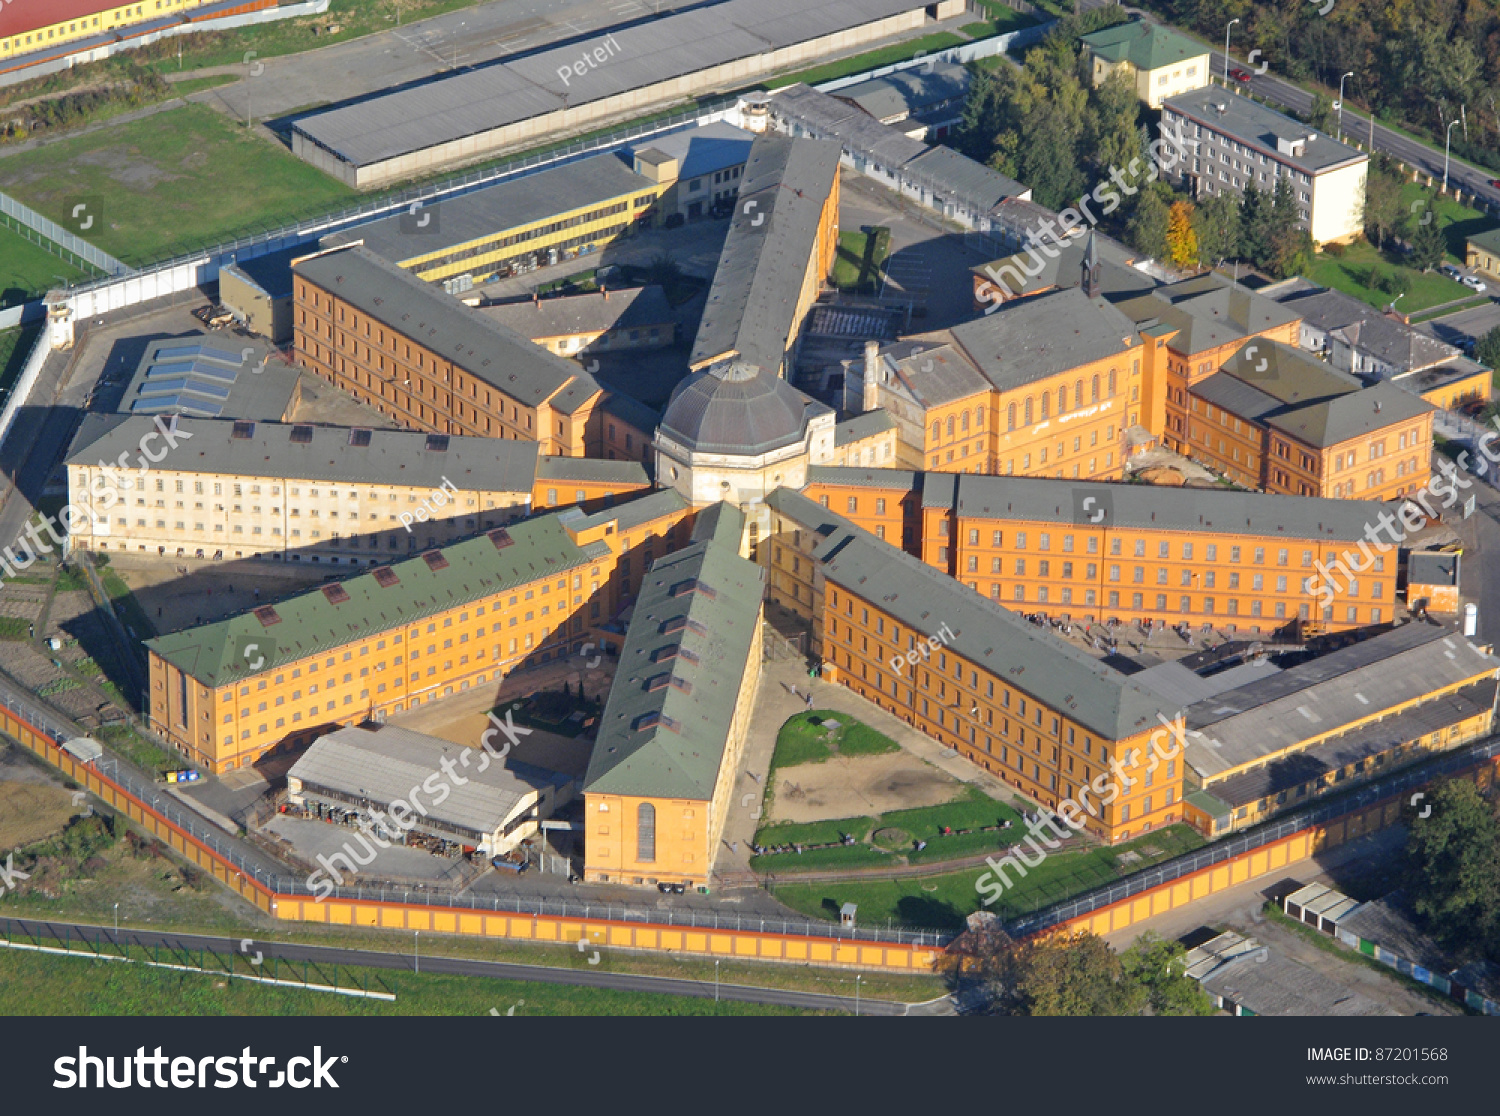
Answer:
[1080,19,1208,72]
[1467,227,1500,256]
[147,511,610,687]
[583,514,764,800]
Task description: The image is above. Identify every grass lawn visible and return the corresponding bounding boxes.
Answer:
[831,227,891,293]
[0,103,355,267]
[0,323,41,400]
[0,946,824,1015]
[768,710,900,770]
[1307,239,1472,314]
[769,824,1206,929]
[0,226,97,305]
[765,32,967,90]
[1400,182,1496,265]
[962,4,1039,38]
[753,785,1022,873]
[97,723,183,778]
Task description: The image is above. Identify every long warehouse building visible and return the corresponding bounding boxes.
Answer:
[292,0,965,188]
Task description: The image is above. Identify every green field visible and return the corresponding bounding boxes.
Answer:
[769,710,902,768]
[768,824,1207,929]
[0,946,824,1015]
[754,785,1023,873]
[832,227,892,293]
[961,3,1039,39]
[0,103,355,266]
[0,226,97,304]
[765,32,968,90]
[1306,238,1473,314]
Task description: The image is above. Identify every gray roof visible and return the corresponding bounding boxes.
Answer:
[887,340,992,407]
[1395,356,1490,395]
[1113,273,1300,357]
[1407,551,1459,587]
[1129,658,1280,708]
[1182,622,1500,779]
[806,465,920,491]
[1186,932,1393,1016]
[945,287,1142,392]
[769,83,930,169]
[765,485,865,539]
[813,527,1181,740]
[534,455,649,486]
[583,516,764,799]
[973,233,1150,301]
[120,335,298,421]
[1217,340,1362,407]
[690,133,843,371]
[293,247,599,411]
[323,154,651,266]
[1263,380,1433,449]
[901,144,1025,211]
[222,245,301,299]
[1207,679,1496,807]
[563,486,689,533]
[147,508,612,686]
[290,724,568,840]
[67,414,542,493]
[1163,88,1367,177]
[660,356,829,456]
[834,409,896,446]
[1278,287,1457,372]
[294,0,926,169]
[833,60,970,123]
[479,286,673,341]
[629,120,755,180]
[947,472,1387,542]
[1190,371,1284,423]
[1330,893,1453,975]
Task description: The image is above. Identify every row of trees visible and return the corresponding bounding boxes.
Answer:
[1136,0,1500,173]
[1124,178,1314,279]
[945,925,1215,1016]
[1403,778,1500,963]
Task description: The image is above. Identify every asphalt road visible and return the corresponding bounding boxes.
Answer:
[0,916,946,1016]
[1209,49,1500,207]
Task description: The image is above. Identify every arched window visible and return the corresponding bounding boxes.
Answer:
[1007,403,1017,431]
[1108,369,1117,396]
[637,803,656,863]
[975,407,985,429]
[1024,398,1033,425]
[1058,387,1067,414]
[932,420,941,442]
[960,411,969,432]
[1091,374,1100,402]
[1040,394,1049,420]
[1074,380,1083,409]
[947,415,956,437]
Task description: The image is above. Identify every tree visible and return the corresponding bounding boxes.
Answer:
[1083,68,1141,177]
[1238,184,1272,271]
[1192,191,1242,264]
[1475,325,1500,369]
[1120,932,1215,1016]
[1406,198,1446,271]
[1363,155,1408,249]
[1125,183,1173,260]
[1166,200,1198,267]
[1404,778,1500,960]
[1306,92,1336,134]
[1017,100,1087,209]
[996,931,1147,1016]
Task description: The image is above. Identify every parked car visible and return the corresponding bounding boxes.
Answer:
[1440,264,1462,280]
[663,212,685,229]
[1489,178,1500,189]
[1463,275,1488,293]
[1229,68,1251,82]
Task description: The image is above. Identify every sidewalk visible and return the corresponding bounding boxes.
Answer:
[712,654,1029,880]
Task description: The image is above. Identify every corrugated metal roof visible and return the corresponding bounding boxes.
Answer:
[67,414,541,493]
[583,518,764,798]
[290,724,568,839]
[295,0,927,168]
[324,154,651,265]
[1188,932,1394,1015]
[293,246,599,411]
[1183,623,1500,778]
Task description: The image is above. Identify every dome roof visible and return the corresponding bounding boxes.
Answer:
[658,357,815,456]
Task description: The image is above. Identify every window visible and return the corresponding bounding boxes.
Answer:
[637,803,656,862]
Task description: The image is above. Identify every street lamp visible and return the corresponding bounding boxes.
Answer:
[855,973,863,1017]
[1223,18,1239,84]
[1444,119,1461,193]
[714,959,720,1002]
[113,903,119,938]
[1336,72,1354,141]
[414,930,420,974]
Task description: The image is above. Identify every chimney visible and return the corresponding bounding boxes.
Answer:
[863,339,880,413]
